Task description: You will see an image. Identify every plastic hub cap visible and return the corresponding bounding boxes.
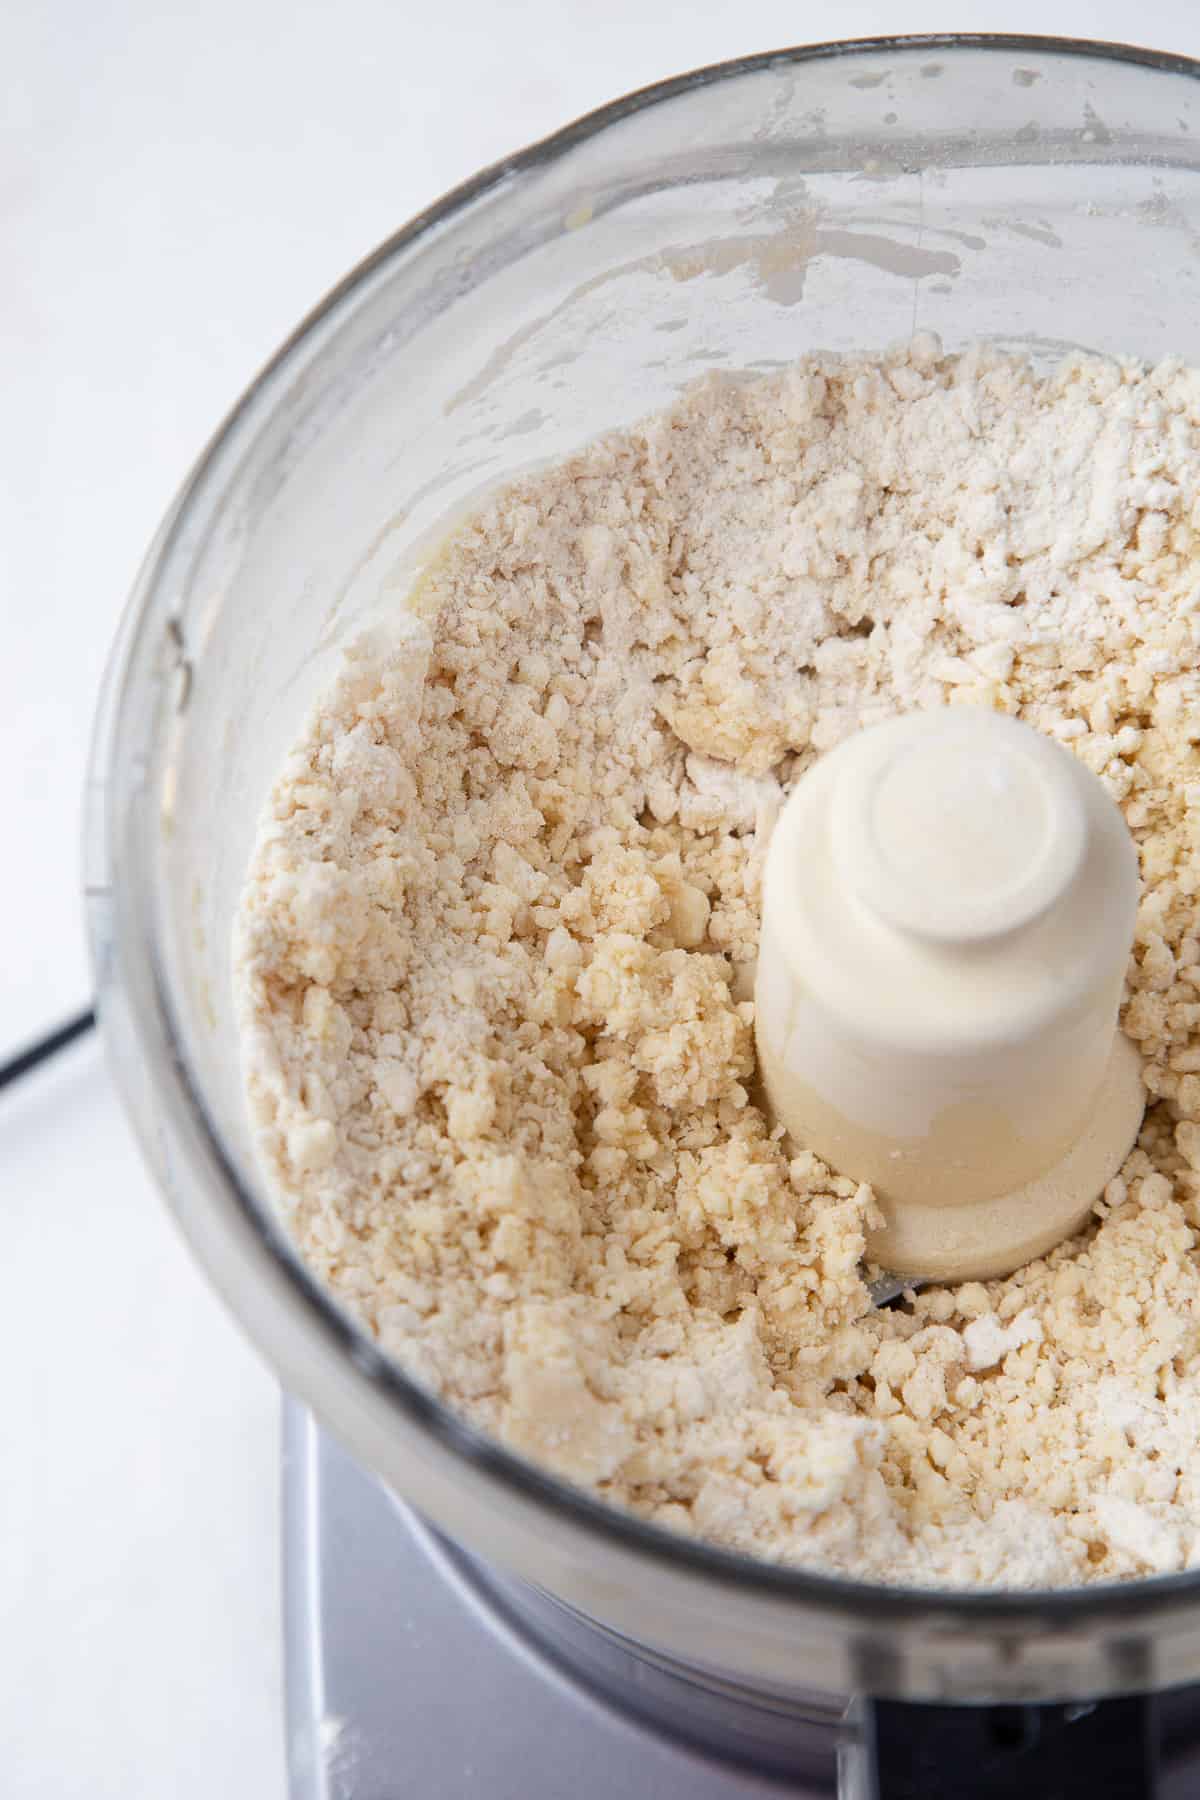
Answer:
[834,721,1087,944]
[754,709,1145,1283]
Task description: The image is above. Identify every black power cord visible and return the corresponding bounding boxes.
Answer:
[0,1007,97,1093]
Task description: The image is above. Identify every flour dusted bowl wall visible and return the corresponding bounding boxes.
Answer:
[87,38,1200,1701]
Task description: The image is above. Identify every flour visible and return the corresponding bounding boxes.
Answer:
[236,338,1200,1587]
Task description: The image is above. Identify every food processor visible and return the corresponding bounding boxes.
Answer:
[84,35,1200,1796]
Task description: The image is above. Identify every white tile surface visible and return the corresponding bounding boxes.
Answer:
[2,2,1196,1795]
[0,1045,282,1800]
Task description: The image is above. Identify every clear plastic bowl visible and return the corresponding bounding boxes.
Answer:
[86,35,1200,1704]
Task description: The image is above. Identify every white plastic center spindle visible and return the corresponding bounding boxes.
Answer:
[755,710,1145,1282]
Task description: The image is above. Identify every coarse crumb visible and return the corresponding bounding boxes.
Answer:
[236,339,1200,1587]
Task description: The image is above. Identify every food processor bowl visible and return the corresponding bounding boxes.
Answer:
[86,36,1200,1708]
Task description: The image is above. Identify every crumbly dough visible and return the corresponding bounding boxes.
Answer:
[237,338,1200,1587]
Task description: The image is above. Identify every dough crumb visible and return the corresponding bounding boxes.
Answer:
[237,341,1200,1588]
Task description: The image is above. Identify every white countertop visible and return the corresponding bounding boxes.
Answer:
[3,1,1195,1793]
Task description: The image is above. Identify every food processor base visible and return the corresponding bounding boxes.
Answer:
[282,1404,845,1800]
[282,1400,839,1797]
[283,1401,1200,1797]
